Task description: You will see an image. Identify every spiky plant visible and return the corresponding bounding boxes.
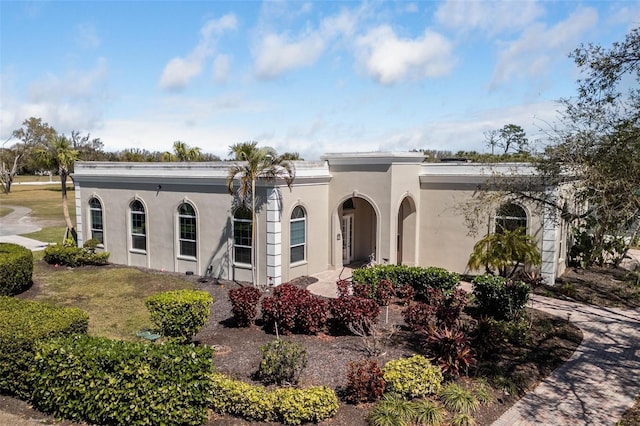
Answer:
[412,400,445,425]
[450,412,477,426]
[368,394,415,426]
[439,383,479,414]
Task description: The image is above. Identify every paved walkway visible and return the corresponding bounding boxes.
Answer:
[309,258,640,425]
[0,205,49,250]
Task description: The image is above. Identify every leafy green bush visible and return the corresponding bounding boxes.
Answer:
[145,289,213,343]
[0,243,33,295]
[210,373,338,425]
[43,243,109,266]
[472,275,530,320]
[382,355,443,399]
[272,386,339,425]
[31,335,213,426]
[352,265,459,299]
[257,339,307,386]
[0,297,88,398]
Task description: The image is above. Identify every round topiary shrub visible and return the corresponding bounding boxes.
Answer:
[145,289,213,343]
[0,243,33,295]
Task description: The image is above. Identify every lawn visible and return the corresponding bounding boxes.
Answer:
[0,206,12,217]
[21,226,68,244]
[0,184,74,228]
[25,264,195,340]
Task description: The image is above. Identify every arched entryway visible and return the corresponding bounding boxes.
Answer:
[397,196,417,265]
[339,196,378,265]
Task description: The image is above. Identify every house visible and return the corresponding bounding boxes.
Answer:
[72,152,568,285]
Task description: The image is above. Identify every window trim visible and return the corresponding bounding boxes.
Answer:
[177,202,197,260]
[129,199,147,253]
[290,205,306,265]
[88,197,104,246]
[233,208,253,266]
[495,203,528,234]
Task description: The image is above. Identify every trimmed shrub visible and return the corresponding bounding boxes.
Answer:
[43,243,109,267]
[210,373,276,421]
[31,335,213,425]
[403,288,468,331]
[145,289,213,343]
[210,373,338,425]
[329,295,380,332]
[345,359,386,404]
[402,302,436,331]
[352,265,460,299]
[272,386,339,425]
[0,297,88,399]
[374,279,395,306]
[0,243,33,295]
[261,284,327,335]
[472,275,531,320]
[382,355,443,399]
[228,286,262,327]
[397,284,416,305]
[257,339,307,386]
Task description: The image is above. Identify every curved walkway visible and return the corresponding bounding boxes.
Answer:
[309,266,640,425]
[0,205,49,250]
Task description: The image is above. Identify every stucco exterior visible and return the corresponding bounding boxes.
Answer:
[73,153,568,285]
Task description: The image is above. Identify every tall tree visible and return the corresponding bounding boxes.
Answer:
[34,135,80,241]
[484,124,528,155]
[2,117,56,193]
[226,143,295,286]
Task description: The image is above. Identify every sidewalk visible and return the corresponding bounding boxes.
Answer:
[309,265,640,425]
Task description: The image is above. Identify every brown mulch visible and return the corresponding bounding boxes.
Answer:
[0,269,584,426]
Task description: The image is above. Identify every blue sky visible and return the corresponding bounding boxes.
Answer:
[1,1,637,160]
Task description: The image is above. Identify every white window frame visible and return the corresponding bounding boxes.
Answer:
[290,206,306,264]
[177,202,197,259]
[233,208,252,266]
[88,197,104,246]
[130,199,147,253]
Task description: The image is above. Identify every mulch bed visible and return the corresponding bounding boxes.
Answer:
[1,269,584,426]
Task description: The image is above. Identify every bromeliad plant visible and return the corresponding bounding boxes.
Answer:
[423,326,476,378]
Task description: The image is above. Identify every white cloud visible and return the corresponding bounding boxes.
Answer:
[212,54,231,83]
[76,23,101,49]
[159,14,237,91]
[1,60,110,139]
[355,25,455,85]
[491,7,598,88]
[435,0,544,36]
[253,32,326,79]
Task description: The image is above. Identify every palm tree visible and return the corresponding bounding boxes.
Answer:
[467,228,542,278]
[171,141,202,162]
[226,143,295,285]
[34,135,80,241]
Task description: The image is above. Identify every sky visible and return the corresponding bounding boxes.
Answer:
[1,1,638,160]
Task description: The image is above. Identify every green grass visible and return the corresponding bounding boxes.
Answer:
[30,265,195,340]
[0,206,12,217]
[12,174,62,183]
[22,226,68,244]
[0,184,74,225]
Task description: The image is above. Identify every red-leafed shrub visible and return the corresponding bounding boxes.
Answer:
[396,284,415,305]
[344,359,385,404]
[228,287,262,327]
[402,302,436,331]
[374,279,395,306]
[423,326,476,378]
[336,279,352,297]
[329,296,380,332]
[261,284,327,335]
[433,288,467,328]
[352,282,372,299]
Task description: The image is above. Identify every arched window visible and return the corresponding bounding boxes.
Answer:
[89,197,103,244]
[495,203,527,233]
[178,203,196,258]
[130,200,146,251]
[290,206,306,263]
[233,207,252,265]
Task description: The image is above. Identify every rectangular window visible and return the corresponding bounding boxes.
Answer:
[233,217,252,265]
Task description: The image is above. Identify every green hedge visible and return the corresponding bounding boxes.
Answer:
[472,275,531,321]
[0,297,88,398]
[0,243,33,295]
[210,373,339,425]
[43,243,109,267]
[32,335,213,426]
[352,265,460,299]
[146,289,213,343]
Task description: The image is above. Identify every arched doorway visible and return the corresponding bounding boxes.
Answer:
[397,196,417,265]
[339,196,378,265]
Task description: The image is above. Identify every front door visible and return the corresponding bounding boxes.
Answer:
[341,214,354,265]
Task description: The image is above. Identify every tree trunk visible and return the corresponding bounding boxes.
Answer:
[60,170,76,243]
[251,176,257,286]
